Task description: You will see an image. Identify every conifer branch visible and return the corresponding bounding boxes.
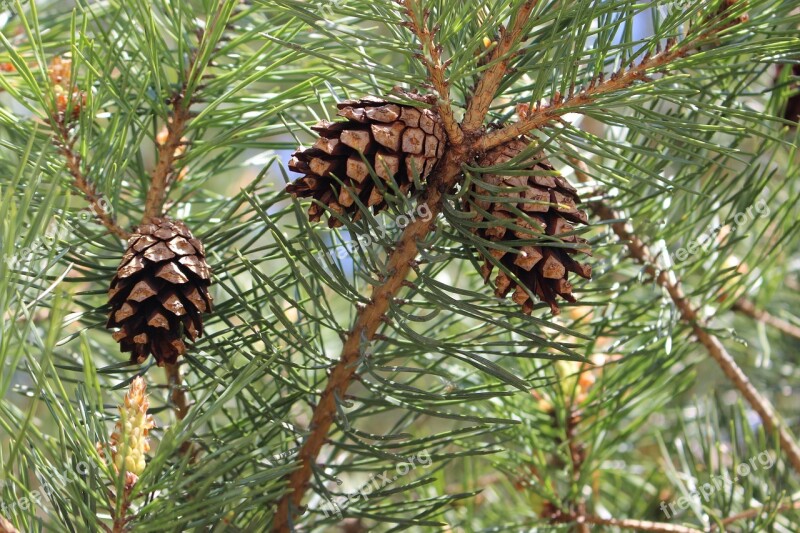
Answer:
[713,500,800,529]
[462,0,539,133]
[477,6,749,152]
[732,299,800,341]
[271,142,471,531]
[53,122,130,240]
[165,362,190,421]
[399,0,464,144]
[141,97,192,225]
[570,159,800,475]
[583,515,703,533]
[477,40,687,151]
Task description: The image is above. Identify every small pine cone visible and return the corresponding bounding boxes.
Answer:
[108,376,155,485]
[48,56,85,121]
[286,90,447,228]
[107,218,212,365]
[467,138,591,315]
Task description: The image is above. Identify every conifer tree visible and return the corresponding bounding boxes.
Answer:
[1,0,799,531]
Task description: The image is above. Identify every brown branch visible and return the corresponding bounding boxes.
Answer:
[570,159,800,475]
[141,99,192,224]
[461,0,539,133]
[583,515,703,533]
[165,363,190,421]
[478,40,685,151]
[566,407,590,533]
[712,500,800,529]
[399,0,463,144]
[0,514,20,533]
[54,123,130,240]
[732,299,800,341]
[271,140,472,531]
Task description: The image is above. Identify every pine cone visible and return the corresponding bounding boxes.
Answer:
[286,91,446,227]
[107,218,212,365]
[467,138,591,314]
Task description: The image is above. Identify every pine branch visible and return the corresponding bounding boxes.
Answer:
[713,500,800,529]
[399,0,463,144]
[570,159,800,475]
[141,97,192,225]
[477,6,749,152]
[165,362,190,421]
[461,0,539,133]
[270,5,756,528]
[53,121,130,240]
[566,407,590,533]
[583,515,703,533]
[477,38,686,151]
[271,140,471,531]
[732,299,800,341]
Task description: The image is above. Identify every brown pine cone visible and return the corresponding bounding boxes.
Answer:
[286,91,446,227]
[467,138,591,314]
[107,218,212,365]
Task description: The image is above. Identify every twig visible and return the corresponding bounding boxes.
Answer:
[271,142,470,532]
[165,363,190,420]
[477,40,685,151]
[0,514,20,533]
[110,485,133,533]
[53,122,130,240]
[732,299,800,341]
[461,0,539,133]
[141,98,192,224]
[712,500,800,529]
[583,515,703,533]
[399,0,463,144]
[570,159,800,475]
[566,408,589,533]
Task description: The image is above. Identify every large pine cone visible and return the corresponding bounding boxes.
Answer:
[287,92,446,227]
[107,218,212,365]
[467,138,591,314]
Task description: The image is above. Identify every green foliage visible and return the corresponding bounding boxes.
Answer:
[1,0,799,531]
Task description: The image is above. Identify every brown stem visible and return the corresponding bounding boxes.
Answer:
[732,299,800,341]
[165,363,190,421]
[111,485,133,533]
[54,122,130,240]
[271,142,470,531]
[141,100,191,224]
[566,408,589,533]
[477,41,686,151]
[461,0,539,133]
[583,515,703,533]
[0,515,20,533]
[399,0,463,144]
[570,159,800,475]
[712,500,800,529]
